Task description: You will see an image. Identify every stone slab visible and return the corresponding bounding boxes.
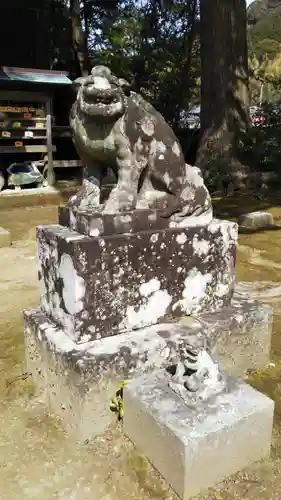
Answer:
[0,227,11,247]
[0,187,78,210]
[37,218,237,343]
[59,205,212,237]
[123,371,274,500]
[23,289,272,441]
[238,211,274,232]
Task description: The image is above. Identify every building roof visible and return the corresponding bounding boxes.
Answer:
[0,67,72,85]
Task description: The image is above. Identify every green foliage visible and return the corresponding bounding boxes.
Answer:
[0,0,71,69]
[109,381,128,421]
[201,155,232,193]
[250,38,281,61]
[87,0,200,125]
[247,0,281,98]
[247,0,281,25]
[249,5,281,49]
[237,106,281,172]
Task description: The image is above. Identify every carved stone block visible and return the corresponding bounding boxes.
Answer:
[23,292,272,441]
[37,218,237,343]
[58,206,213,237]
[123,371,274,500]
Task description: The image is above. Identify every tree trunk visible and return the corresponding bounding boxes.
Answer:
[196,0,250,189]
[70,0,89,77]
[259,82,264,106]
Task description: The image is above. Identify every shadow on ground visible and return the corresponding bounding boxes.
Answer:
[213,191,281,221]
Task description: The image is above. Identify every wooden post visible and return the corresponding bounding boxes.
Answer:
[46,98,55,186]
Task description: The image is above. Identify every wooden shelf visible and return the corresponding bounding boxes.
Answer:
[0,127,47,131]
[53,160,83,168]
[0,145,56,153]
[0,112,46,118]
[0,136,47,140]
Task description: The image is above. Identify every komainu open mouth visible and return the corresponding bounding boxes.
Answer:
[79,84,126,119]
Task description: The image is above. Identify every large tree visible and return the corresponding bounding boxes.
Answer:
[196,0,250,189]
[0,0,71,70]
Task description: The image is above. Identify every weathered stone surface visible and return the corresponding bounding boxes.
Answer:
[123,371,274,500]
[238,211,274,232]
[59,205,213,237]
[37,218,237,343]
[68,65,212,224]
[0,227,11,247]
[261,171,279,189]
[23,292,272,440]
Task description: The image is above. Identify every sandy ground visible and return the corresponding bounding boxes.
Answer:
[1,201,281,500]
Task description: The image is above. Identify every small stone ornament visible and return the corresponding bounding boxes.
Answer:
[168,336,227,406]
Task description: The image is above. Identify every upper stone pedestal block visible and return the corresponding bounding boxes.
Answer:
[59,206,213,237]
[37,208,237,344]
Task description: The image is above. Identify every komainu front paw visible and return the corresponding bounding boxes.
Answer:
[67,180,100,211]
[102,188,137,214]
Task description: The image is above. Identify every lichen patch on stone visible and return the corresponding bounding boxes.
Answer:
[59,253,85,315]
[125,289,172,330]
[176,233,187,245]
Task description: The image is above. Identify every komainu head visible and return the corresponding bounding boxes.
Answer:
[72,65,131,121]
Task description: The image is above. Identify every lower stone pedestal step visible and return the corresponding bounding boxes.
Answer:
[23,287,272,442]
[123,371,274,500]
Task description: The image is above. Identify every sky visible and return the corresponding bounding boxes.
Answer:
[246,0,255,5]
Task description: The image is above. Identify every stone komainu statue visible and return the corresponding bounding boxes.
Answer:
[68,65,212,224]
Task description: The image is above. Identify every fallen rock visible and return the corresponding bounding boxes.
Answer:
[0,227,11,247]
[238,211,274,232]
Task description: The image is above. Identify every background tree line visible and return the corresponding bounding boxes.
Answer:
[248,0,281,104]
[4,0,278,192]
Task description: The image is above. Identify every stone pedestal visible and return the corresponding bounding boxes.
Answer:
[123,371,274,500]
[24,206,273,448]
[23,287,272,441]
[37,215,237,343]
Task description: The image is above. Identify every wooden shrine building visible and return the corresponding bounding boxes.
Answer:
[0,66,81,186]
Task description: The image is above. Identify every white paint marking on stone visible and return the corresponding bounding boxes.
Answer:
[173,269,213,314]
[216,283,230,298]
[65,234,85,242]
[163,172,172,186]
[173,208,213,228]
[176,233,187,245]
[90,228,100,237]
[139,278,161,297]
[150,233,159,244]
[42,324,76,353]
[93,76,111,90]
[59,253,85,315]
[80,333,92,343]
[126,289,172,329]
[192,236,210,256]
[156,141,167,153]
[119,214,132,224]
[172,141,181,157]
[141,118,155,136]
[69,210,76,229]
